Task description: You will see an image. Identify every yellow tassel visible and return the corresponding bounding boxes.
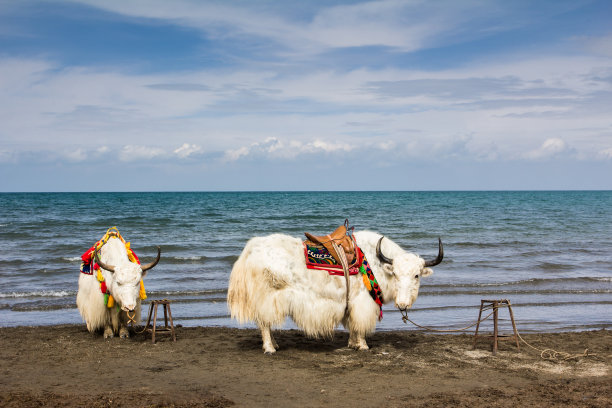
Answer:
[139,280,147,300]
[107,295,114,308]
[97,269,104,282]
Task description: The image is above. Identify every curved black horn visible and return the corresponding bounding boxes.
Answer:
[141,246,161,272]
[424,237,444,267]
[94,247,115,273]
[376,236,393,264]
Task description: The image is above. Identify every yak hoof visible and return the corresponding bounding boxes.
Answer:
[348,340,369,351]
[263,346,277,354]
[103,328,114,339]
[119,328,130,339]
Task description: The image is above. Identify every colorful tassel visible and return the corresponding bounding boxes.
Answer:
[139,279,147,300]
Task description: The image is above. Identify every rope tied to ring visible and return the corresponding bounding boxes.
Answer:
[400,308,495,333]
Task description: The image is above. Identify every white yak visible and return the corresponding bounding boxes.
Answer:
[77,236,160,338]
[227,230,443,353]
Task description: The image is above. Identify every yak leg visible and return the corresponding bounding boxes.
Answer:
[118,311,129,338]
[260,323,277,354]
[348,330,369,351]
[119,324,130,338]
[103,324,114,339]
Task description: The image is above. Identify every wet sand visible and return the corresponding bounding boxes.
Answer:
[0,325,609,407]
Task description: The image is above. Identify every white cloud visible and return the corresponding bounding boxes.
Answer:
[61,145,110,162]
[599,148,612,159]
[65,0,515,54]
[224,137,360,162]
[174,143,202,158]
[2,52,611,166]
[223,146,250,162]
[96,146,110,155]
[0,148,14,163]
[579,33,612,58]
[119,145,166,162]
[1,2,612,171]
[524,138,568,160]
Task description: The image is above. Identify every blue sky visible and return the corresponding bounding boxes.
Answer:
[1,0,611,191]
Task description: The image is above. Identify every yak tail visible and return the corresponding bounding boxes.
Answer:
[227,247,256,324]
[227,239,289,327]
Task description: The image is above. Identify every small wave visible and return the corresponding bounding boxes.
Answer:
[514,300,612,308]
[174,314,231,321]
[143,297,227,305]
[537,262,574,271]
[0,290,74,298]
[146,289,226,297]
[421,288,612,295]
[62,257,81,262]
[173,256,206,261]
[423,276,610,289]
[11,303,76,312]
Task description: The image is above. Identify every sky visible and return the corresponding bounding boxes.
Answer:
[0,0,611,191]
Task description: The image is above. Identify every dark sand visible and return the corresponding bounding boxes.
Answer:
[0,325,609,407]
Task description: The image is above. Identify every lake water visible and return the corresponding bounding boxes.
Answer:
[0,191,610,334]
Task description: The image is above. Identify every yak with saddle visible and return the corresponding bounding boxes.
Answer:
[227,220,443,353]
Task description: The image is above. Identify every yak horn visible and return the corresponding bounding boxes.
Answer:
[94,248,115,273]
[424,238,444,267]
[376,236,393,264]
[141,246,161,271]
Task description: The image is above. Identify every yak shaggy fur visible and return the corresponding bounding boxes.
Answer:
[227,230,437,353]
[77,237,145,338]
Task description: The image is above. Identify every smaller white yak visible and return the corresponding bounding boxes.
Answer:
[77,235,160,338]
[227,230,443,353]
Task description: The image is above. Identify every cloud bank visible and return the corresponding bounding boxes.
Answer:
[0,0,611,190]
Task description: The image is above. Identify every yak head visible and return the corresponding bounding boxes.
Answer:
[376,237,443,311]
[95,246,161,312]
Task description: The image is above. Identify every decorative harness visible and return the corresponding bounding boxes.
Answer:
[80,227,147,308]
[304,235,384,319]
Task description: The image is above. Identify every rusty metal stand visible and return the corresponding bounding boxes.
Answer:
[143,299,176,344]
[473,299,520,355]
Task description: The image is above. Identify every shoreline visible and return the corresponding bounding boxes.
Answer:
[0,325,610,407]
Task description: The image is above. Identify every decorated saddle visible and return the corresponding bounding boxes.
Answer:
[80,227,146,308]
[303,220,384,319]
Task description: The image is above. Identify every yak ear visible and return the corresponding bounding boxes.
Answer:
[422,267,434,277]
[382,263,394,275]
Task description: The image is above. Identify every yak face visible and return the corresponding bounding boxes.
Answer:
[108,264,147,312]
[375,235,443,311]
[94,244,160,312]
[383,254,433,310]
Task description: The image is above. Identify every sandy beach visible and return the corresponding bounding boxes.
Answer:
[0,325,609,407]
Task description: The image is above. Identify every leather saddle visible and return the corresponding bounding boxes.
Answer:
[304,219,356,265]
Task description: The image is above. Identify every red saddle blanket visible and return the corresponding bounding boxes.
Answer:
[303,241,363,275]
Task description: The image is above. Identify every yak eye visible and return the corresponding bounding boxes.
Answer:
[414,275,419,279]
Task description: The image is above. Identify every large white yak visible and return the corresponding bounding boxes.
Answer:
[77,237,161,338]
[227,230,443,353]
